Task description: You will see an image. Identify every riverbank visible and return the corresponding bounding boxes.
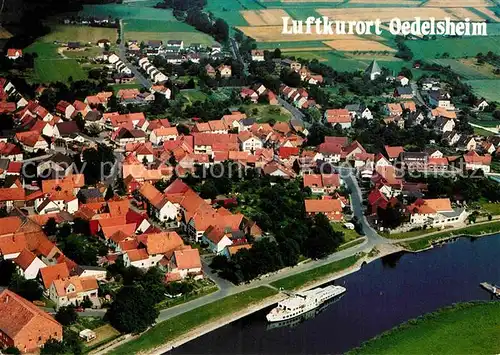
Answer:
[401,220,500,251]
[107,286,279,355]
[348,301,500,355]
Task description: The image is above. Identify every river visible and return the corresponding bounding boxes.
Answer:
[170,234,500,354]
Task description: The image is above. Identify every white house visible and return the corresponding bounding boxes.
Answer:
[429,91,453,109]
[49,276,99,310]
[202,227,233,254]
[408,198,468,229]
[108,54,120,64]
[150,127,178,145]
[238,133,263,152]
[168,248,203,280]
[13,249,46,280]
[251,49,265,62]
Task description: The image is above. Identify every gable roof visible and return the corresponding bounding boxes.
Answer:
[40,263,70,289]
[0,289,61,341]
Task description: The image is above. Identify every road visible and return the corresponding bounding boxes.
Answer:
[229,37,248,75]
[117,19,152,88]
[154,170,387,323]
[411,81,430,109]
[277,97,306,126]
[339,167,389,246]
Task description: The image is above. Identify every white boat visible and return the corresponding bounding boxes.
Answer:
[266,285,346,322]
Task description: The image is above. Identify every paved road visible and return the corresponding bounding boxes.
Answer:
[229,37,248,75]
[411,81,430,109]
[154,169,387,322]
[277,97,306,125]
[338,167,388,245]
[118,20,152,89]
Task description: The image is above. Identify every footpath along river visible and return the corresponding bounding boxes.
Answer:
[170,234,500,354]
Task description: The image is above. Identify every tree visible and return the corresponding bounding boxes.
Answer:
[41,339,66,355]
[0,260,16,286]
[3,347,21,355]
[114,177,126,196]
[9,275,43,301]
[60,234,107,266]
[105,185,115,200]
[106,286,159,333]
[273,48,281,59]
[56,223,72,241]
[200,179,218,200]
[55,306,78,326]
[304,214,343,259]
[44,217,57,236]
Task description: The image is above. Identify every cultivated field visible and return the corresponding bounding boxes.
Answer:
[316,7,461,22]
[424,0,494,7]
[432,59,494,79]
[476,7,500,22]
[124,19,198,32]
[406,37,500,59]
[241,9,290,26]
[41,25,117,44]
[281,47,329,52]
[236,26,360,41]
[280,0,342,2]
[465,80,500,101]
[323,39,396,51]
[444,8,486,21]
[282,51,328,61]
[348,0,421,4]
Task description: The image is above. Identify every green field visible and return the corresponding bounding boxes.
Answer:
[80,1,176,21]
[41,24,117,43]
[270,255,361,290]
[257,41,329,50]
[182,90,209,103]
[465,80,500,102]
[432,59,494,80]
[403,221,500,251]
[241,104,291,123]
[470,111,500,127]
[284,51,329,61]
[126,31,216,46]
[350,302,500,355]
[24,42,60,59]
[124,19,198,33]
[109,286,278,355]
[34,58,87,83]
[407,37,500,60]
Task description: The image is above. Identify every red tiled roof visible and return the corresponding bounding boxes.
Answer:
[174,248,201,270]
[384,145,404,159]
[40,263,70,289]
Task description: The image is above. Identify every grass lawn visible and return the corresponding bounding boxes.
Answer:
[156,281,218,310]
[349,302,500,355]
[480,201,500,215]
[331,223,362,243]
[338,238,366,251]
[474,126,496,137]
[109,286,278,355]
[41,24,117,44]
[258,41,329,50]
[383,228,438,240]
[270,255,361,290]
[182,90,208,103]
[33,58,87,83]
[63,47,103,59]
[241,104,291,123]
[83,324,121,351]
[24,42,60,59]
[403,221,500,251]
[126,31,216,46]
